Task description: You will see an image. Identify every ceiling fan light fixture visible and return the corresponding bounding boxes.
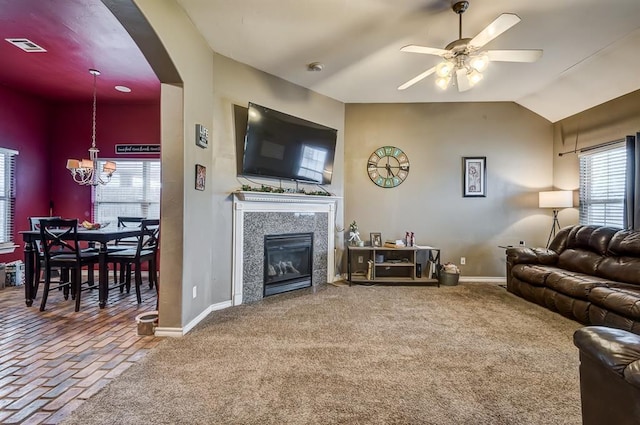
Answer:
[435,76,451,90]
[467,69,483,86]
[435,60,454,78]
[469,53,489,72]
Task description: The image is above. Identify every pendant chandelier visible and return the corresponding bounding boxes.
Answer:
[66,69,116,186]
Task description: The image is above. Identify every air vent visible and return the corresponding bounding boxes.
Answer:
[5,38,47,52]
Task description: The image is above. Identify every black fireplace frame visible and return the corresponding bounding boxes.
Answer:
[263,232,313,297]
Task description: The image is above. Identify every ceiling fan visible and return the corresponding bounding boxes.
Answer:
[398,0,542,92]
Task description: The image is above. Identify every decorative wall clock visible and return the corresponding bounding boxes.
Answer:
[367,146,410,188]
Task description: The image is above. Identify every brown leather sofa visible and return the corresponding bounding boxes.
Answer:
[573,326,640,425]
[506,225,640,333]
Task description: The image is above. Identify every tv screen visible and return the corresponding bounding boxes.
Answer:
[241,102,337,185]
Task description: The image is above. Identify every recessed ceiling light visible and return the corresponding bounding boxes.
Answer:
[115,85,131,93]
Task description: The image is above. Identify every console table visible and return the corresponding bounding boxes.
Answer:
[347,246,440,286]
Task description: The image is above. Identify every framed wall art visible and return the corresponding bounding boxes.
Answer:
[370,232,382,247]
[195,124,209,148]
[195,164,206,191]
[462,156,486,197]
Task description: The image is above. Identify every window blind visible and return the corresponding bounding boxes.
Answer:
[579,143,626,228]
[93,159,160,224]
[0,148,19,244]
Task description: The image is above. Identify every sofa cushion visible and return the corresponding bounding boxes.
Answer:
[558,249,605,275]
[588,285,640,321]
[598,257,640,286]
[511,264,557,287]
[545,271,609,300]
[609,230,640,257]
[566,225,618,255]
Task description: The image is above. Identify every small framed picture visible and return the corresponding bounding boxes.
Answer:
[196,124,209,148]
[195,164,206,191]
[462,156,486,197]
[370,232,382,247]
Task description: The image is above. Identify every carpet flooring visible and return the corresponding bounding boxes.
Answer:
[61,283,583,424]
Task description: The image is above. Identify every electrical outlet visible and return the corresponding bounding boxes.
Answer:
[460,257,466,265]
[192,286,197,299]
[358,256,364,264]
[519,240,526,246]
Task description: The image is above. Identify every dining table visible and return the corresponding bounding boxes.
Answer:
[20,226,143,309]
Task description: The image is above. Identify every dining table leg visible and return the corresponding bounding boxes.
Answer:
[98,241,108,308]
[23,241,35,307]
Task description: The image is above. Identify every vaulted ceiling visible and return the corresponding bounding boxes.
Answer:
[2,0,640,123]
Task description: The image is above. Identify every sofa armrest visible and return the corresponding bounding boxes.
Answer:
[574,326,640,389]
[506,247,558,266]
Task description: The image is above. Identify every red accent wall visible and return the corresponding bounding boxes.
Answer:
[0,86,160,264]
[0,86,50,263]
[49,101,160,221]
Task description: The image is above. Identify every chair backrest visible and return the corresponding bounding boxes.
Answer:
[117,216,145,228]
[116,216,145,245]
[29,216,62,252]
[136,219,160,256]
[38,218,81,263]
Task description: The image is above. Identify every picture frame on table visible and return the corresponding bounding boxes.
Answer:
[462,156,486,197]
[195,164,206,191]
[370,232,382,247]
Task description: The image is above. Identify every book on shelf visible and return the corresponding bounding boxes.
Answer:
[384,240,406,248]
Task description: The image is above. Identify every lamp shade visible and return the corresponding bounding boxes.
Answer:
[539,190,573,209]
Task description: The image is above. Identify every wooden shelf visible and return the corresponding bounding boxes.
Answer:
[346,246,441,287]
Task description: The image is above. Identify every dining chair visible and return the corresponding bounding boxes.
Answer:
[38,218,99,312]
[107,219,159,304]
[28,216,62,296]
[112,216,146,285]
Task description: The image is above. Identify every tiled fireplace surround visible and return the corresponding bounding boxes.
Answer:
[232,192,337,304]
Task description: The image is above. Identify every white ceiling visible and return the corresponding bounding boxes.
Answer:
[177,0,640,123]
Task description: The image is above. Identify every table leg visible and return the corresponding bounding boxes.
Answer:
[98,242,108,308]
[23,241,35,307]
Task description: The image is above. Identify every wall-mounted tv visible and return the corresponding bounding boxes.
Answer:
[240,102,337,185]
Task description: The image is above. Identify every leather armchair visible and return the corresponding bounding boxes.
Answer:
[573,326,640,425]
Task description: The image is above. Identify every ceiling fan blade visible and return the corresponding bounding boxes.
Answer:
[470,13,521,48]
[456,68,471,92]
[487,49,543,63]
[398,66,436,90]
[400,45,448,56]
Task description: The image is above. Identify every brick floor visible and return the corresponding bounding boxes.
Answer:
[0,279,162,424]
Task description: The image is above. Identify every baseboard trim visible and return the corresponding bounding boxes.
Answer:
[459,276,506,283]
[155,300,233,337]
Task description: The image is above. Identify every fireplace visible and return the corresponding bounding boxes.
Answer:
[264,233,313,296]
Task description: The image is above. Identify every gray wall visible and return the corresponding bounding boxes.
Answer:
[131,0,345,330]
[344,102,553,277]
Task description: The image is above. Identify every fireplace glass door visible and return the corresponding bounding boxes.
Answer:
[264,233,313,296]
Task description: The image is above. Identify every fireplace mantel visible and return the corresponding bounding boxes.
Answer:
[232,191,338,305]
[233,190,341,204]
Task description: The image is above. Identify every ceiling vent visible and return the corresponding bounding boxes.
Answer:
[5,38,47,52]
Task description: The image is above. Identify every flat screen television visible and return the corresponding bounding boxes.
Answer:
[241,102,337,185]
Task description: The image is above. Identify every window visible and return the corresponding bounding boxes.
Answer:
[579,143,626,228]
[0,148,18,244]
[93,159,160,224]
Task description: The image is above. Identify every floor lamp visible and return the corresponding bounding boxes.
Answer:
[539,190,573,248]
